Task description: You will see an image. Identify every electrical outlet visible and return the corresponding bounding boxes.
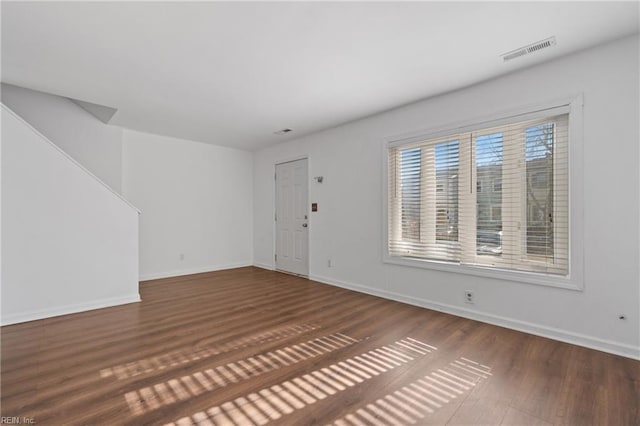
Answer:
[464,291,474,304]
[327,259,332,268]
[179,253,185,261]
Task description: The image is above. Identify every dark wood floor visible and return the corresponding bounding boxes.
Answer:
[1,267,638,425]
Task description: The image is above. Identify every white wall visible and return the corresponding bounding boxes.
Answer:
[253,35,640,358]
[122,130,253,280]
[1,105,139,325]
[0,83,123,192]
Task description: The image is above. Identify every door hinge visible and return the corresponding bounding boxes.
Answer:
[275,254,277,261]
[274,173,277,180]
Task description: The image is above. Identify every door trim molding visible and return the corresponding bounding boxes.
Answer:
[275,155,309,166]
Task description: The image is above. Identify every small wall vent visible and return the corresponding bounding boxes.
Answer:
[274,128,293,135]
[502,36,556,62]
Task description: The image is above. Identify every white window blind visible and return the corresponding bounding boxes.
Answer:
[388,111,569,276]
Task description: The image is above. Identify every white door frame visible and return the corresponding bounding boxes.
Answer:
[274,156,309,276]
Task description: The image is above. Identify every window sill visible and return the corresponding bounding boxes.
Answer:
[383,254,582,291]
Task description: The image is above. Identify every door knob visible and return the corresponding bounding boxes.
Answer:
[302,223,308,228]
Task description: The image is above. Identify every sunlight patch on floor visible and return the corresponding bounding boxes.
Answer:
[100,322,319,379]
[125,332,359,415]
[329,356,492,425]
[164,337,436,426]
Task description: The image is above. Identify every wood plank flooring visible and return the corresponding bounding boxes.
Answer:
[1,267,638,425]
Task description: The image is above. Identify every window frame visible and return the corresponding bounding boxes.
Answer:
[382,96,584,291]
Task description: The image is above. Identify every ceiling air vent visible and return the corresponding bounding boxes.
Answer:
[502,36,556,62]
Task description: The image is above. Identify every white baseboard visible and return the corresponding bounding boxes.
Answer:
[139,262,253,281]
[309,273,640,360]
[253,262,275,271]
[1,294,141,326]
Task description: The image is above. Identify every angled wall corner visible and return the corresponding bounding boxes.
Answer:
[0,83,123,192]
[69,98,118,124]
[1,104,140,325]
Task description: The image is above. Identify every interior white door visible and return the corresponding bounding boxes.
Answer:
[275,158,309,276]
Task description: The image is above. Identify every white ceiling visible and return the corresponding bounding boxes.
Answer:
[2,2,638,151]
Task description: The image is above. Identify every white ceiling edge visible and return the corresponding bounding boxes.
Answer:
[2,1,638,151]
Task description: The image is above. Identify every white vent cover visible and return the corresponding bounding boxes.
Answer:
[502,36,556,61]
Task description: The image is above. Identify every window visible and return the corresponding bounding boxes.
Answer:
[399,148,421,241]
[491,206,502,221]
[387,110,569,277]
